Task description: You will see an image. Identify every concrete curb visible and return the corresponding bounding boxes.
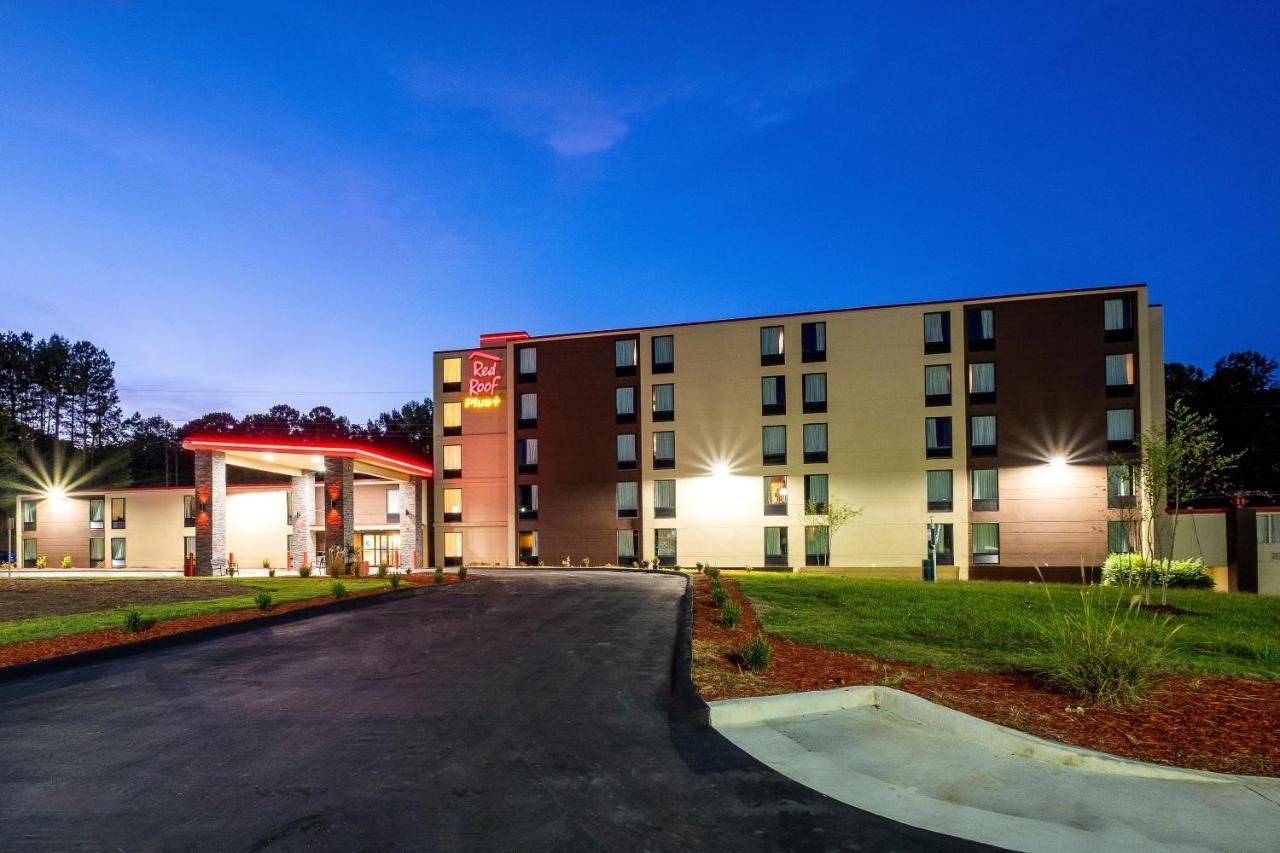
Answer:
[0,578,469,684]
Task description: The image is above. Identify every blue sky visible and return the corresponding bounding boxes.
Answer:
[1,1,1277,423]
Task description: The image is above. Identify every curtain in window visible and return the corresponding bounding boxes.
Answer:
[924,365,950,396]
[617,530,636,558]
[444,533,462,558]
[617,434,636,462]
[111,538,126,561]
[386,490,401,515]
[805,526,829,557]
[90,538,104,561]
[652,335,674,365]
[444,446,462,470]
[653,479,675,509]
[520,394,538,420]
[926,470,952,503]
[803,423,827,453]
[803,373,827,403]
[972,469,998,500]
[969,363,995,394]
[89,500,104,524]
[926,417,952,449]
[1104,298,1126,331]
[443,403,461,428]
[654,431,675,460]
[1107,409,1135,441]
[1108,522,1132,553]
[924,313,945,343]
[1108,465,1133,497]
[972,523,999,554]
[520,439,538,465]
[615,339,637,367]
[806,474,828,505]
[810,322,826,351]
[653,384,674,412]
[616,387,635,415]
[765,527,785,557]
[763,426,786,456]
[616,482,638,512]
[971,415,996,447]
[1106,354,1133,386]
[524,486,539,511]
[979,309,994,339]
[518,347,537,374]
[760,326,783,356]
[442,358,461,384]
[1261,515,1280,543]
[761,377,781,406]
[655,529,677,557]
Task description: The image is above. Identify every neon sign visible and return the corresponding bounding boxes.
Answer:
[464,351,503,409]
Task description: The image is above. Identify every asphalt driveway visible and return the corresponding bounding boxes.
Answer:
[0,570,987,851]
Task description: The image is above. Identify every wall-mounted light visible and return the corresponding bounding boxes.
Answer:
[45,487,67,504]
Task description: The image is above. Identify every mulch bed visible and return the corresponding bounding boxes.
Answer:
[0,573,468,671]
[694,576,1280,777]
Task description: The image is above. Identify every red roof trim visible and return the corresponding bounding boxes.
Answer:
[468,351,502,361]
[479,331,530,344]
[181,437,432,477]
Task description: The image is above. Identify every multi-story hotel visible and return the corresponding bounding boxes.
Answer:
[432,283,1166,580]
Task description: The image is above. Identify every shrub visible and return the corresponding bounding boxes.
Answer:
[298,565,312,578]
[720,600,742,629]
[580,557,591,567]
[711,583,728,608]
[122,609,145,633]
[377,563,389,578]
[35,556,47,569]
[434,567,444,584]
[1101,553,1214,590]
[61,556,73,569]
[705,566,721,580]
[331,581,347,599]
[741,632,772,672]
[389,572,402,590]
[458,566,469,580]
[1036,586,1181,706]
[262,558,271,569]
[254,591,272,612]
[268,568,276,578]
[225,563,238,577]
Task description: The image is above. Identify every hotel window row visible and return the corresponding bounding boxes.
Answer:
[761,424,828,465]
[759,322,827,366]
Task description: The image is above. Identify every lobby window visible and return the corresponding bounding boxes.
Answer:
[1108,464,1136,509]
[924,311,951,354]
[803,423,828,463]
[89,497,105,530]
[518,530,539,563]
[23,538,37,567]
[89,537,105,568]
[617,530,639,564]
[805,525,830,566]
[971,415,997,456]
[972,469,999,512]
[1107,408,1136,451]
[926,470,953,512]
[518,484,539,520]
[443,445,462,478]
[443,488,462,522]
[764,475,788,516]
[1108,521,1134,554]
[924,364,951,407]
[444,532,463,567]
[517,438,538,473]
[653,431,675,469]
[1104,296,1136,342]
[764,527,789,567]
[617,482,639,519]
[652,335,674,374]
[22,500,36,530]
[616,386,637,424]
[932,523,955,566]
[925,417,953,458]
[804,474,828,514]
[967,307,995,350]
[442,357,462,393]
[386,489,401,523]
[969,363,996,404]
[1106,353,1135,396]
[652,383,675,422]
[760,325,784,366]
[762,425,787,465]
[442,401,462,436]
[655,528,678,567]
[111,537,127,568]
[617,434,638,470]
[517,346,537,382]
[972,522,1000,564]
[801,321,827,362]
[802,373,827,414]
[761,375,786,416]
[111,498,127,529]
[654,479,676,518]
[615,338,638,377]
[518,393,538,428]
[1257,514,1280,544]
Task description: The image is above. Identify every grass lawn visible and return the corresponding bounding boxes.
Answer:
[0,577,391,646]
[733,573,1280,680]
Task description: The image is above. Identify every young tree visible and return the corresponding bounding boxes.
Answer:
[803,497,863,567]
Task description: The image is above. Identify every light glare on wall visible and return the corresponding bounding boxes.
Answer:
[46,486,67,504]
[711,463,731,479]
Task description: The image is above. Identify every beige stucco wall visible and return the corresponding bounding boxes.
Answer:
[1257,513,1280,595]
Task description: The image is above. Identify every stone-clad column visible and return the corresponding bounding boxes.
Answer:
[323,456,354,573]
[290,471,316,571]
[194,451,227,576]
[399,477,420,569]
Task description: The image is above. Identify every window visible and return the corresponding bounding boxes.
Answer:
[1107,465,1136,509]
[652,335,674,373]
[23,538,37,567]
[1106,353,1135,396]
[444,532,463,567]
[286,491,292,526]
[804,474,828,513]
[1258,514,1280,544]
[760,325,784,365]
[972,469,999,512]
[655,528,677,567]
[89,497,105,530]
[442,357,462,392]
[924,365,951,407]
[111,498,126,529]
[761,375,786,416]
[616,482,639,518]
[615,338,638,376]
[967,307,995,350]
[443,445,462,477]
[111,537,126,568]
[925,416,953,458]
[518,530,539,563]
[805,526,830,566]
[617,434,638,470]
[924,311,951,354]
[932,523,955,566]
[801,322,826,362]
[517,438,538,473]
[972,522,1000,564]
[386,488,401,522]
[970,415,997,455]
[968,363,996,404]
[803,423,828,463]
[443,488,462,522]
[802,373,827,413]
[654,479,676,518]
[617,530,639,563]
[1108,521,1134,554]
[616,386,637,423]
[652,384,675,421]
[926,470,953,512]
[21,500,36,530]
[1104,296,1135,341]
[764,476,788,515]
[518,484,539,520]
[764,527,789,567]
[518,393,538,428]
[517,346,537,381]
[653,431,675,469]
[183,536,195,564]
[362,533,400,569]
[89,537,105,567]
[762,425,787,465]
[1107,409,1136,449]
[442,401,462,436]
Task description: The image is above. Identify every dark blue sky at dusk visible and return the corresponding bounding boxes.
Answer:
[1,2,1277,423]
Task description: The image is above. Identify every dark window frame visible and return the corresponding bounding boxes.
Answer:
[924,364,952,407]
[802,423,828,464]
[923,311,951,354]
[763,476,788,516]
[761,375,787,416]
[516,346,538,383]
[760,325,785,366]
[651,335,674,374]
[764,526,789,567]
[966,307,995,351]
[615,337,639,377]
[762,425,787,466]
[801,321,827,363]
